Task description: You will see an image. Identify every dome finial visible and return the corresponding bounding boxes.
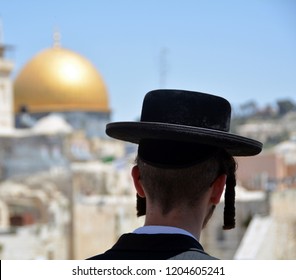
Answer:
[53,28,61,48]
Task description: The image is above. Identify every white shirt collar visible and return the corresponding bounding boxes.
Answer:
[133,225,197,241]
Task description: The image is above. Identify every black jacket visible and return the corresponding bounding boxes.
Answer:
[87,233,217,260]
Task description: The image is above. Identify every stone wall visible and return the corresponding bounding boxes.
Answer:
[271,189,296,259]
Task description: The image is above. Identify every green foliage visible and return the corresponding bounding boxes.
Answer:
[277,99,296,117]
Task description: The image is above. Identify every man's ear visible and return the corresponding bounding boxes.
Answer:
[131,165,146,198]
[210,174,227,204]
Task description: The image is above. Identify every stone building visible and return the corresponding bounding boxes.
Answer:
[0,156,143,260]
[271,189,296,259]
[70,159,141,259]
[201,186,268,259]
[236,139,296,191]
[0,178,69,259]
[234,189,296,259]
[0,40,14,129]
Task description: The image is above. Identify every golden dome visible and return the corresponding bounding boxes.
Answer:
[14,46,109,113]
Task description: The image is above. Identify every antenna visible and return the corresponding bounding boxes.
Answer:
[159,48,169,88]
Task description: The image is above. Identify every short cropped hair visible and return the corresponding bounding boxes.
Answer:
[136,149,237,229]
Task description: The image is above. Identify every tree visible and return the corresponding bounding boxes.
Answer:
[277,99,296,116]
[239,100,258,117]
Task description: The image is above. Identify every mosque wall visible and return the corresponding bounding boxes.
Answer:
[0,133,69,180]
[15,111,110,138]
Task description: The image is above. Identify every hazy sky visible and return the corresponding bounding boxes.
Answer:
[1,0,295,121]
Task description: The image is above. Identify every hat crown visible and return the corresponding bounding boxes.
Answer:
[140,90,231,132]
[105,89,262,156]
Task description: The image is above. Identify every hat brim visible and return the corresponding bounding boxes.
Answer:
[106,122,263,156]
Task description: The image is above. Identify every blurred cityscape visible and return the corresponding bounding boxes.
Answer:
[0,35,295,260]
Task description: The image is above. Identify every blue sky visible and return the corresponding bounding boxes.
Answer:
[1,0,295,121]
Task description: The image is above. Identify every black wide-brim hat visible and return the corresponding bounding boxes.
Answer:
[106,89,263,157]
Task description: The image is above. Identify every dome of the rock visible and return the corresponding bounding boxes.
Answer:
[14,46,109,114]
